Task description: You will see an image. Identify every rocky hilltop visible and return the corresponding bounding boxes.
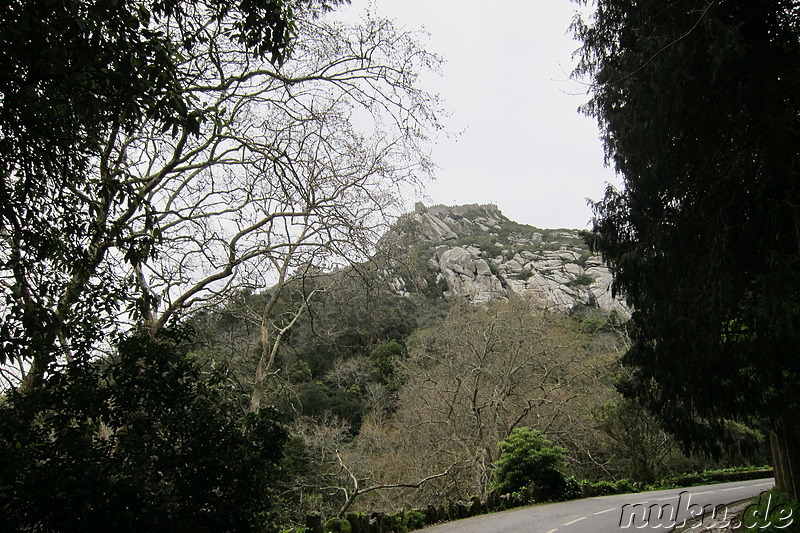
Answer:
[378,202,628,317]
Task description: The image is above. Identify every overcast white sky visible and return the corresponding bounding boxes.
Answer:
[331,0,620,230]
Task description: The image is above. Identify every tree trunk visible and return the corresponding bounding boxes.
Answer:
[249,288,317,412]
[17,354,49,394]
[772,417,800,502]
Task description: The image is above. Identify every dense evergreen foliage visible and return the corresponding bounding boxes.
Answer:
[575,0,800,498]
[0,332,288,532]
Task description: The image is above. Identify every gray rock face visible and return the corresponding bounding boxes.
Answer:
[417,213,458,242]
[433,246,505,304]
[385,203,629,317]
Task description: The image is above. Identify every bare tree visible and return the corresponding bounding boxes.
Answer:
[388,298,590,500]
[130,14,441,328]
[11,10,443,392]
[291,414,454,518]
[133,15,441,410]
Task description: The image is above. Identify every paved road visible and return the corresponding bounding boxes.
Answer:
[418,478,774,533]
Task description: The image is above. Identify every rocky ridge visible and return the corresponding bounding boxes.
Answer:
[380,202,628,317]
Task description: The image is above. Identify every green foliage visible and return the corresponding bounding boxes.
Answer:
[657,465,774,489]
[382,513,404,532]
[324,517,352,533]
[595,393,770,487]
[595,397,676,484]
[282,277,421,379]
[579,316,608,334]
[491,427,568,502]
[193,272,432,434]
[565,274,594,288]
[282,381,365,430]
[579,478,637,497]
[560,476,583,501]
[575,250,592,268]
[0,331,288,532]
[370,339,404,384]
[454,233,499,252]
[737,489,799,532]
[516,266,534,281]
[404,509,426,530]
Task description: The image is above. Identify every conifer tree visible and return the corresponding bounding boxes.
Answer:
[575,0,800,499]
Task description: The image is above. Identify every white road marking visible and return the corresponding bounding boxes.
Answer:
[692,490,714,496]
[546,529,559,533]
[657,496,678,501]
[563,516,587,526]
[593,507,617,515]
[722,486,745,491]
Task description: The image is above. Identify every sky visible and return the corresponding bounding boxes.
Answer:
[331,0,621,230]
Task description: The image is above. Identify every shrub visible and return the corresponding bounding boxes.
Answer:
[575,250,592,268]
[566,274,595,287]
[561,476,583,500]
[405,509,426,530]
[659,466,774,488]
[491,427,568,502]
[516,266,534,281]
[579,478,637,497]
[383,512,407,532]
[579,316,608,333]
[0,331,288,532]
[324,517,352,533]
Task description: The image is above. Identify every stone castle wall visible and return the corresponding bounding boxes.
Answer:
[414,202,499,216]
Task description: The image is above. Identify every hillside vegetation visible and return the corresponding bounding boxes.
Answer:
[187,204,768,524]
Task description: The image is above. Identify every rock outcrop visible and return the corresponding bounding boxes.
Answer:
[381,203,629,317]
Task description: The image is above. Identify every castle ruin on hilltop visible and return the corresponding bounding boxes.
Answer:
[414,202,500,217]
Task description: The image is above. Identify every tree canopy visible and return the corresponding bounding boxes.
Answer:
[575,0,800,498]
[0,0,451,528]
[0,0,311,379]
[0,0,446,396]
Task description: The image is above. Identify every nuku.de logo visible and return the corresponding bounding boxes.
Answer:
[618,490,793,529]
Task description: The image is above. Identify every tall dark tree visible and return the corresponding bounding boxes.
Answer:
[575,1,800,499]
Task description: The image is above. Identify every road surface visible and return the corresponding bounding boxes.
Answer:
[418,478,775,532]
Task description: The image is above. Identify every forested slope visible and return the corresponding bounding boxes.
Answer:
[189,203,766,522]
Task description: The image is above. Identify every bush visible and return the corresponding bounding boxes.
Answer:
[491,427,568,502]
[738,489,799,532]
[383,512,406,533]
[324,517,352,533]
[565,274,595,287]
[516,266,534,281]
[659,466,774,488]
[561,476,583,500]
[0,331,288,532]
[405,509,426,530]
[579,478,637,497]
